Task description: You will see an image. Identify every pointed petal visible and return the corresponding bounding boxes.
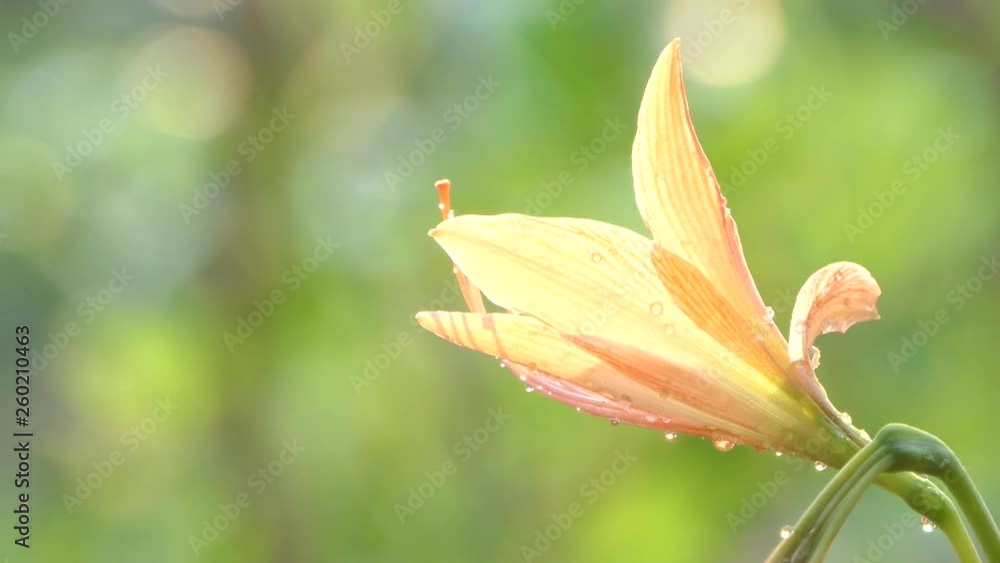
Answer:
[788,262,882,365]
[429,214,765,377]
[416,310,772,444]
[650,246,789,379]
[632,39,777,339]
[429,214,684,358]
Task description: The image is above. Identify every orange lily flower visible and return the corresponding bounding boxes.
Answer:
[416,39,878,466]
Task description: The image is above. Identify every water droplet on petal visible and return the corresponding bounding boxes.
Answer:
[814,461,827,472]
[644,414,657,423]
[519,374,528,382]
[649,302,663,316]
[921,516,937,532]
[591,252,603,263]
[609,418,621,426]
[664,432,677,441]
[713,438,734,452]
[780,525,794,539]
[664,324,675,335]
[794,321,806,334]
[764,307,775,322]
[839,412,852,425]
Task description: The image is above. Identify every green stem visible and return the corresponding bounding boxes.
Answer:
[805,457,895,563]
[768,424,989,563]
[875,424,1000,562]
[767,440,888,562]
[878,472,982,563]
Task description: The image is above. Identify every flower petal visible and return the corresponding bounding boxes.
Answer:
[650,246,789,380]
[426,215,821,449]
[632,39,777,339]
[429,214,760,380]
[785,262,881,443]
[788,262,882,365]
[416,310,772,444]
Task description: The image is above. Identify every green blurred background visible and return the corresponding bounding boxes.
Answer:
[0,0,998,561]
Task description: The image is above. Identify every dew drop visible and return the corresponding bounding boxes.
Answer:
[794,321,806,334]
[839,412,853,425]
[713,438,735,452]
[664,432,677,441]
[775,451,784,457]
[609,418,621,426]
[575,407,582,412]
[814,461,827,472]
[437,203,445,210]
[649,302,664,316]
[519,374,528,382]
[764,306,775,322]
[644,414,657,423]
[921,516,937,533]
[591,252,603,263]
[779,525,794,539]
[664,324,675,335]
[918,474,929,481]
[525,387,534,393]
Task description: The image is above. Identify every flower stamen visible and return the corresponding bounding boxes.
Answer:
[433,179,485,314]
